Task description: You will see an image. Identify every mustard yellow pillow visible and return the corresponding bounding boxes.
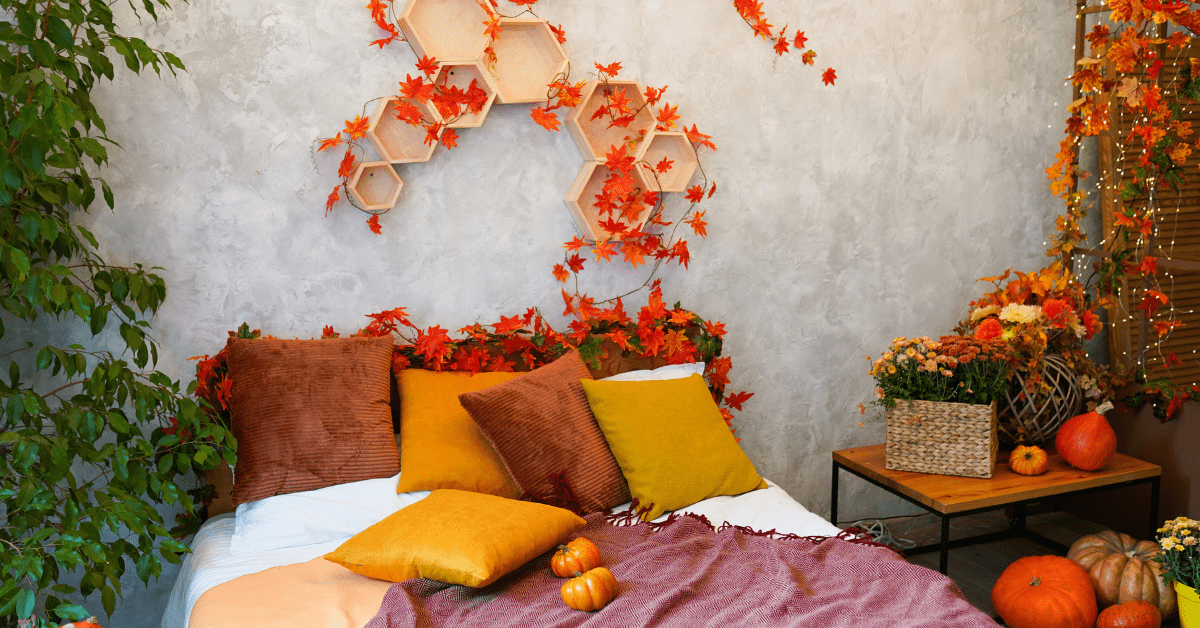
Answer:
[580,374,766,521]
[324,489,586,587]
[396,369,521,497]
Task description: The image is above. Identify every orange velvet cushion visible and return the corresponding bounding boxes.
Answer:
[225,336,398,505]
[395,369,521,497]
[459,351,631,514]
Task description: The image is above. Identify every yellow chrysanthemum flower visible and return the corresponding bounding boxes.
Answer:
[1000,303,1042,324]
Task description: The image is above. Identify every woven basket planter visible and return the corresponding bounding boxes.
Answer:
[885,399,998,478]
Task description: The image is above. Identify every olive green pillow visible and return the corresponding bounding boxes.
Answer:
[580,374,765,521]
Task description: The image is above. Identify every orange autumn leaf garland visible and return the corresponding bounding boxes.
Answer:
[732,0,835,83]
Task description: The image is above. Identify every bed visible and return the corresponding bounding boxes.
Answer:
[160,335,1001,628]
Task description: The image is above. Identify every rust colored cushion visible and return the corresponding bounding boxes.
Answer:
[395,369,522,498]
[458,351,631,514]
[225,336,398,505]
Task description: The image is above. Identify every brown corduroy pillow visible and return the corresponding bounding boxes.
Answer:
[225,336,398,505]
[458,350,631,514]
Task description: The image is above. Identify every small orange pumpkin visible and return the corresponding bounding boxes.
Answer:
[560,567,618,612]
[1008,445,1049,476]
[1096,600,1162,628]
[551,537,602,578]
[1055,401,1117,471]
[58,619,103,628]
[991,555,1098,628]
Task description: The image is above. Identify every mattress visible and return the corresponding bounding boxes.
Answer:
[160,476,840,628]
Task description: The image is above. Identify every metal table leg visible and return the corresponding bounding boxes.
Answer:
[831,461,840,526]
[940,514,950,574]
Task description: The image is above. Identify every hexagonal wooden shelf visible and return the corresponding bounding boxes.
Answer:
[635,131,699,193]
[484,18,568,104]
[397,0,490,62]
[348,161,403,211]
[566,80,655,162]
[431,61,498,128]
[564,161,653,242]
[366,96,440,164]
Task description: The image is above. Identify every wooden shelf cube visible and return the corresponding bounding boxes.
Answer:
[348,161,403,211]
[366,97,440,164]
[566,80,655,162]
[634,131,699,193]
[431,61,498,128]
[397,0,490,62]
[563,161,652,242]
[483,18,568,104]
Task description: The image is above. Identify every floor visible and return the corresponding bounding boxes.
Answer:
[849,508,1184,627]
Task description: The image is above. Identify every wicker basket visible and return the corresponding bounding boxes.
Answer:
[885,399,998,478]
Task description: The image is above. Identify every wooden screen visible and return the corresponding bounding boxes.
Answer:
[1096,39,1200,389]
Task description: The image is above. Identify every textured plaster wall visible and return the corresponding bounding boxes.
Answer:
[57,0,1076,623]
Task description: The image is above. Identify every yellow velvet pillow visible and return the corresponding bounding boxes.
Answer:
[324,489,586,587]
[396,369,521,497]
[580,374,766,521]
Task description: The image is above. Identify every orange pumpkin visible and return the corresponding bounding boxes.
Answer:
[1055,402,1117,471]
[1096,600,1162,628]
[1008,445,1049,476]
[1067,530,1176,618]
[991,555,1098,628]
[551,537,602,578]
[560,567,618,612]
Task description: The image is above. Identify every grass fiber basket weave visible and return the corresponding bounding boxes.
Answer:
[885,399,998,478]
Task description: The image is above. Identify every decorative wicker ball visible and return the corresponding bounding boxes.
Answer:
[998,353,1083,446]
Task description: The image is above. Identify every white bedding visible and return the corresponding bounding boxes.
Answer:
[160,477,839,628]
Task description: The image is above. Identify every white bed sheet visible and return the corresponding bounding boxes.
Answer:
[160,479,839,628]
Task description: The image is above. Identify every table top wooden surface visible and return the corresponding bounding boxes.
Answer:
[833,444,1161,515]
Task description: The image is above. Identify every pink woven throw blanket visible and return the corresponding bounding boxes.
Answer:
[364,513,1000,628]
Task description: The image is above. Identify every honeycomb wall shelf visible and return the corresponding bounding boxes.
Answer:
[397,0,490,62]
[367,96,440,164]
[484,18,569,104]
[635,131,699,193]
[432,61,499,128]
[564,161,652,242]
[566,80,656,162]
[349,161,404,211]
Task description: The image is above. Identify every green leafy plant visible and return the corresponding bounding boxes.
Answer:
[0,0,234,623]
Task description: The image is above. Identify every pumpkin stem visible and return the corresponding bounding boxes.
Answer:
[573,570,584,578]
[1029,576,1041,587]
[1096,400,1114,415]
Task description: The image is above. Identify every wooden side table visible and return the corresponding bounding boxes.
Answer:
[831,444,1162,574]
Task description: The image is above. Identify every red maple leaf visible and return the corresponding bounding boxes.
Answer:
[1137,289,1169,317]
[510,0,538,5]
[774,26,790,55]
[655,156,674,173]
[400,74,434,102]
[393,100,425,125]
[563,236,587,252]
[337,148,356,178]
[708,181,717,198]
[1164,352,1183,368]
[423,122,442,146]
[594,61,622,77]
[324,186,339,216]
[566,253,585,273]
[592,240,618,262]
[637,325,665,357]
[655,102,679,130]
[801,50,816,65]
[414,325,453,366]
[344,115,370,140]
[317,137,342,152]
[604,144,635,173]
[684,124,716,151]
[440,128,458,149]
[643,85,665,106]
[1137,256,1158,275]
[793,31,808,49]
[822,67,837,85]
[321,325,339,339]
[367,214,382,234]
[621,240,646,267]
[685,184,705,204]
[552,263,569,283]
[493,314,525,334]
[704,319,726,338]
[483,16,503,40]
[549,23,566,45]
[686,210,707,237]
[531,107,561,131]
[723,391,754,412]
[416,55,439,77]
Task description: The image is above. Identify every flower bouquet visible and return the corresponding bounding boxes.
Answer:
[869,335,1012,478]
[1158,516,1200,625]
[956,262,1117,444]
